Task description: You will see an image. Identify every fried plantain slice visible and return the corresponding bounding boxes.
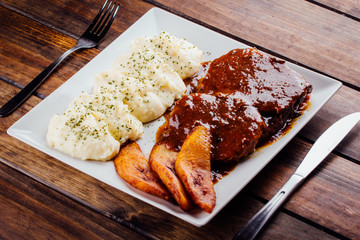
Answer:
[175,126,216,213]
[114,141,171,200]
[149,143,193,211]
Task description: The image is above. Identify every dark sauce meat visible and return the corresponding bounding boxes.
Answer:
[157,93,264,162]
[196,48,312,141]
[156,48,312,163]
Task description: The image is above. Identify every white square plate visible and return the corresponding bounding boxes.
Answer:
[8,7,341,226]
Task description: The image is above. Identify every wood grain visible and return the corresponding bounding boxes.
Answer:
[1,0,154,49]
[0,5,98,96]
[314,0,360,19]
[0,0,153,105]
[1,157,338,240]
[0,162,147,240]
[300,85,360,161]
[248,137,360,239]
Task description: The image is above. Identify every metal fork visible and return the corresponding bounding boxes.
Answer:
[0,0,119,117]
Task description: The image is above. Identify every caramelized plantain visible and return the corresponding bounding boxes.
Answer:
[175,126,216,213]
[149,143,193,211]
[114,141,171,200]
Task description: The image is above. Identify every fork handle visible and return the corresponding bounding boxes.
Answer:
[0,45,83,117]
[233,174,304,240]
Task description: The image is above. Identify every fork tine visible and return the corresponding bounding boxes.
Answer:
[96,3,119,38]
[86,0,108,33]
[92,1,116,35]
[92,1,113,35]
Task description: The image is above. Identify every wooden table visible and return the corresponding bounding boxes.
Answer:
[1,0,359,239]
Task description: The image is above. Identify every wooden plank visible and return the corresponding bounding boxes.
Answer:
[0,82,351,239]
[314,0,360,19]
[0,82,42,120]
[256,208,338,240]
[150,0,360,88]
[0,162,148,240]
[0,6,99,96]
[248,137,360,239]
[0,0,153,107]
[1,0,154,49]
[300,85,360,161]
[1,157,337,240]
[203,192,338,240]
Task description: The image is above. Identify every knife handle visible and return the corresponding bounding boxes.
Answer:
[233,173,304,240]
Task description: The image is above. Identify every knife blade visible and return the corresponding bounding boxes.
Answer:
[233,112,360,240]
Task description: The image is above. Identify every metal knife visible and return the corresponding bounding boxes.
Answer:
[233,112,360,240]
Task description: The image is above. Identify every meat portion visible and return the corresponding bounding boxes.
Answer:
[149,47,312,211]
[156,48,312,162]
[196,48,312,140]
[157,93,264,162]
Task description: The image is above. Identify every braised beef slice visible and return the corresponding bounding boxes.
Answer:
[156,93,264,162]
[157,48,312,162]
[196,48,312,141]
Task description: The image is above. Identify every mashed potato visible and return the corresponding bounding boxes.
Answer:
[47,92,143,161]
[130,31,203,79]
[47,32,203,161]
[95,49,186,123]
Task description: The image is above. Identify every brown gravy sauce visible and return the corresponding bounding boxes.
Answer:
[209,99,310,183]
[158,48,312,183]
